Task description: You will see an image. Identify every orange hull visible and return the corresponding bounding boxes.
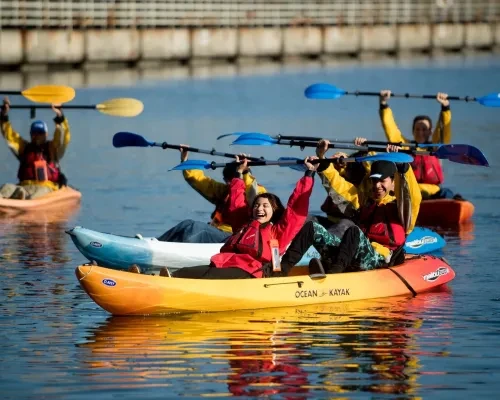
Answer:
[417,199,474,225]
[76,255,455,316]
[0,186,82,216]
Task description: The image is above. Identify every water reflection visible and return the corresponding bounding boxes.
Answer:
[0,204,80,268]
[77,292,453,397]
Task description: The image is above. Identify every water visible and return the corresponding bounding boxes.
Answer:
[1,55,500,398]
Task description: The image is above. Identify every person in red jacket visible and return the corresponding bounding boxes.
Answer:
[168,156,317,279]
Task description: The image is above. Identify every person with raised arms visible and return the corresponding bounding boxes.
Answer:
[157,146,267,244]
[0,97,70,199]
[379,89,461,200]
[165,156,317,279]
[275,140,421,276]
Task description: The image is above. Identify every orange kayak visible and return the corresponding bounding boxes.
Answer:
[0,186,82,215]
[75,255,455,316]
[417,199,474,225]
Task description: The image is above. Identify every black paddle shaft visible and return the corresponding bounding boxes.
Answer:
[345,91,477,101]
[208,158,345,170]
[9,105,97,109]
[278,135,423,148]
[157,142,263,162]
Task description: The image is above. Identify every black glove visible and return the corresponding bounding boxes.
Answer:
[396,163,409,174]
[54,114,65,124]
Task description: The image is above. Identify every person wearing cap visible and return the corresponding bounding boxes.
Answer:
[379,89,460,200]
[156,145,267,244]
[0,97,70,200]
[275,139,421,276]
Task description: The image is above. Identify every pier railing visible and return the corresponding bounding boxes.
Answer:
[0,0,499,29]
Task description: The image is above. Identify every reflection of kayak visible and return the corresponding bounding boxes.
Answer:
[417,199,474,225]
[75,255,455,315]
[0,186,82,215]
[67,226,444,273]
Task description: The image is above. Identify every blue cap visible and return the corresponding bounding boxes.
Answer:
[30,120,48,135]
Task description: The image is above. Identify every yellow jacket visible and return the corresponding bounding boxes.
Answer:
[319,163,422,259]
[1,118,71,190]
[379,105,451,197]
[182,169,266,233]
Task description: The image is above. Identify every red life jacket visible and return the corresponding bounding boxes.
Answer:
[411,154,443,185]
[358,200,406,250]
[17,142,60,184]
[210,220,274,278]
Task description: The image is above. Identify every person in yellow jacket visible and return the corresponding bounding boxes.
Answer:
[158,146,266,243]
[379,89,460,200]
[278,139,421,276]
[0,97,70,200]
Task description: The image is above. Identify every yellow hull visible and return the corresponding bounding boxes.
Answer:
[76,255,455,316]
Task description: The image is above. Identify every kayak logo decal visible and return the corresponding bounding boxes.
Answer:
[102,278,117,287]
[422,266,449,282]
[295,288,350,298]
[90,241,103,248]
[406,236,438,249]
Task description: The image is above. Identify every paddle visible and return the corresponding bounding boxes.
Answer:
[229,132,489,166]
[170,152,414,171]
[1,85,75,104]
[304,83,500,107]
[10,98,144,117]
[113,132,264,161]
[404,227,446,254]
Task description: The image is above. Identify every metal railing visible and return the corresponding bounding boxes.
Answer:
[0,0,498,28]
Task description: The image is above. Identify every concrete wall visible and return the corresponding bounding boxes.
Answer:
[86,29,140,62]
[465,23,493,48]
[432,24,465,50]
[25,30,84,64]
[398,24,431,51]
[191,28,238,58]
[283,27,322,56]
[324,26,360,54]
[239,28,282,57]
[141,29,190,60]
[0,23,497,68]
[0,31,23,65]
[361,25,397,52]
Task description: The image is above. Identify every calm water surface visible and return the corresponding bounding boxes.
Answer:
[1,56,500,398]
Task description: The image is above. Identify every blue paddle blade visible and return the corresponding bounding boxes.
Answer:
[357,152,414,163]
[304,83,347,100]
[477,92,500,107]
[217,132,264,140]
[232,133,277,146]
[404,227,446,254]
[277,157,309,172]
[435,144,489,166]
[113,132,154,148]
[169,160,212,171]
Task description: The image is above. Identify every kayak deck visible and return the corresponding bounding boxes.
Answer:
[76,255,455,316]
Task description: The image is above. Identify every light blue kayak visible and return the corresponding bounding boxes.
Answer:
[67,226,445,273]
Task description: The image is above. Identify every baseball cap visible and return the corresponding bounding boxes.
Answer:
[369,160,397,180]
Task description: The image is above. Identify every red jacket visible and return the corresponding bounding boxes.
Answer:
[411,154,443,185]
[17,142,60,183]
[210,174,314,277]
[358,200,406,250]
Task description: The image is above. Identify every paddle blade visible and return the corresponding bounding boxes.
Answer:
[435,144,489,166]
[357,152,414,163]
[21,85,75,104]
[113,132,154,148]
[304,83,347,100]
[96,98,144,117]
[169,160,212,171]
[477,93,500,107]
[217,132,265,140]
[404,227,446,255]
[232,133,277,146]
[277,157,308,172]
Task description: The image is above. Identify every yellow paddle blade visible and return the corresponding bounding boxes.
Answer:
[95,98,144,117]
[21,85,76,104]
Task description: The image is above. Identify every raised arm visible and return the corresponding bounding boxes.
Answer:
[432,92,451,144]
[0,97,27,159]
[379,90,411,144]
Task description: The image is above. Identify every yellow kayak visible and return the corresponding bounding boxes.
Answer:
[76,255,455,316]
